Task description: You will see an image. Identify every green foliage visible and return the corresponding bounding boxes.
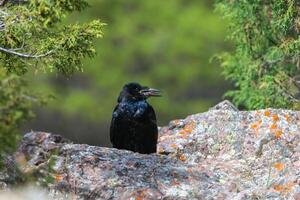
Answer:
[0,70,33,155]
[1,1,103,75]
[0,0,103,162]
[215,0,300,109]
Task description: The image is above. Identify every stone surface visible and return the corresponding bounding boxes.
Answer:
[0,155,22,189]
[13,101,300,199]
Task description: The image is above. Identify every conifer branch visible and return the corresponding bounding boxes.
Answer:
[0,47,53,58]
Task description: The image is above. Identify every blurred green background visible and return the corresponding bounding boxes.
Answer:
[22,0,231,146]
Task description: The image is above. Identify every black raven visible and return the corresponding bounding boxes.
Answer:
[110,82,161,154]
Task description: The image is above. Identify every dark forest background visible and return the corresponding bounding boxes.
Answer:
[22,0,231,146]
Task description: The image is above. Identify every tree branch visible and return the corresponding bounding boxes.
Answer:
[0,46,53,58]
[0,23,4,30]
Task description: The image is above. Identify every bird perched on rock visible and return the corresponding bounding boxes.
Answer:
[110,82,161,154]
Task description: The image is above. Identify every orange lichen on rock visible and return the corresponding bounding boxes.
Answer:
[183,121,196,133]
[272,114,279,122]
[284,114,290,122]
[273,182,296,194]
[178,131,189,139]
[270,124,277,130]
[274,184,284,192]
[179,154,187,161]
[134,191,146,200]
[264,110,271,117]
[273,162,284,171]
[178,130,186,135]
[55,174,63,182]
[275,130,283,139]
[170,143,177,148]
[250,123,258,129]
[250,120,262,137]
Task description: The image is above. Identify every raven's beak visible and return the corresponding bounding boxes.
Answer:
[140,88,162,97]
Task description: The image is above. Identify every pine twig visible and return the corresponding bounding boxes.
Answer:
[0,47,53,58]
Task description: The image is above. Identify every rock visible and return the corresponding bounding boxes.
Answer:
[159,102,300,199]
[209,100,239,111]
[0,185,68,200]
[0,155,23,188]
[14,101,300,199]
[16,132,212,199]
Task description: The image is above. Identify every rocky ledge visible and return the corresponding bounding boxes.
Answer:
[4,101,300,199]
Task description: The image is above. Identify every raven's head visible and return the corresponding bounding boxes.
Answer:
[119,82,161,101]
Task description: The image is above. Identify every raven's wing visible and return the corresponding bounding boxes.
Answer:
[146,104,157,126]
[141,104,158,153]
[109,104,120,147]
